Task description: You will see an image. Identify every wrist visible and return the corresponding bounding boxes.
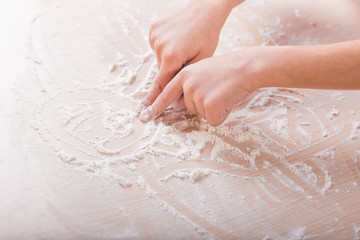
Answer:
[244,46,315,91]
[224,0,245,9]
[211,0,242,10]
[187,0,234,20]
[233,47,274,93]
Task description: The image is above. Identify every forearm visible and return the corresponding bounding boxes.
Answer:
[189,0,244,9]
[222,0,245,8]
[186,0,245,26]
[253,40,360,90]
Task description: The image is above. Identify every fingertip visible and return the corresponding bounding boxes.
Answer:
[136,99,151,114]
[140,105,155,122]
[135,103,146,114]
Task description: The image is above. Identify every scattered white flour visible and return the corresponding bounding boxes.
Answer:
[102,102,137,137]
[287,226,308,240]
[24,1,360,238]
[353,223,360,240]
[263,161,304,193]
[160,168,213,183]
[262,225,307,240]
[59,104,92,130]
[269,117,289,139]
[350,121,360,140]
[298,122,310,126]
[288,162,317,186]
[108,53,128,73]
[319,170,332,196]
[136,176,216,239]
[294,9,304,18]
[328,106,339,120]
[354,150,360,163]
[315,147,335,160]
[58,150,76,163]
[296,124,312,142]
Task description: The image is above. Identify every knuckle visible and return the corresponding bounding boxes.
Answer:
[149,23,158,32]
[153,80,166,93]
[162,47,183,67]
[194,94,204,104]
[162,50,174,63]
[149,37,155,49]
[149,24,154,32]
[149,33,154,43]
[183,84,195,95]
[154,40,165,51]
[204,99,216,111]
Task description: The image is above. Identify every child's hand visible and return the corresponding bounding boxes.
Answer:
[139,49,265,126]
[136,0,233,113]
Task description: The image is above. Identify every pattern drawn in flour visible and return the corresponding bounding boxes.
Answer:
[26,0,360,238]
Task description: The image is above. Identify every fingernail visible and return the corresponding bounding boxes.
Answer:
[135,100,150,113]
[140,105,154,122]
[136,103,146,113]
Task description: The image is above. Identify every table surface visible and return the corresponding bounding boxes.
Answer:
[1,0,360,239]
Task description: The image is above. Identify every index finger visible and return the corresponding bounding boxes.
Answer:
[139,74,183,122]
[135,61,179,114]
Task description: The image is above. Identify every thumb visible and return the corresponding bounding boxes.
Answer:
[140,75,183,122]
